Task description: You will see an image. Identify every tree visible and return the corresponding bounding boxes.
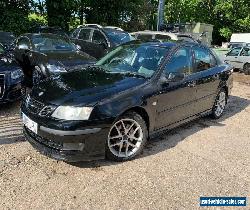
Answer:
[0,0,30,35]
[46,0,78,31]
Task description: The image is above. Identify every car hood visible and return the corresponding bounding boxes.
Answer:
[33,67,147,106]
[44,51,96,68]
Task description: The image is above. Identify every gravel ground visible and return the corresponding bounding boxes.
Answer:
[0,73,249,210]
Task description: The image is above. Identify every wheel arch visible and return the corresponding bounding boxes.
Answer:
[119,106,150,132]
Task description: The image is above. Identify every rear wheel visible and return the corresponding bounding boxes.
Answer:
[106,111,148,161]
[211,89,227,119]
[243,63,250,75]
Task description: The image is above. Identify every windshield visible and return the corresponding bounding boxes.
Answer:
[32,35,76,52]
[96,44,170,78]
[104,29,135,46]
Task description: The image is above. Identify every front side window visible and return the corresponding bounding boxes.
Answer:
[96,44,170,78]
[193,47,215,72]
[78,29,91,40]
[227,47,241,56]
[164,47,192,77]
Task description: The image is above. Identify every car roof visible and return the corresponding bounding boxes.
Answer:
[122,40,197,48]
[19,33,70,40]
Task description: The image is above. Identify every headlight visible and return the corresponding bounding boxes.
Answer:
[47,64,67,73]
[11,69,23,80]
[52,106,93,120]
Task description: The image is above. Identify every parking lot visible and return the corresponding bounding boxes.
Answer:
[0,73,249,209]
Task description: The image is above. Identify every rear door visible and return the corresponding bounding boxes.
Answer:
[191,46,221,114]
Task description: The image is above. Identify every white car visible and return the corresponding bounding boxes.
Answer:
[224,46,250,75]
[130,31,197,43]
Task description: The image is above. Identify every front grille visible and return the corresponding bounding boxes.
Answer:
[25,95,56,117]
[27,128,63,150]
[0,74,5,98]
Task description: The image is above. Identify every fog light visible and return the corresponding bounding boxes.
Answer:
[63,143,85,151]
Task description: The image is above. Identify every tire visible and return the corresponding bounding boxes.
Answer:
[106,111,148,161]
[243,63,250,75]
[211,89,227,119]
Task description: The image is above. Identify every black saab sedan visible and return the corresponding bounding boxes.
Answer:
[13,33,96,87]
[0,43,23,103]
[21,41,233,162]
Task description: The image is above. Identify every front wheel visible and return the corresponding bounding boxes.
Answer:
[106,111,148,161]
[211,89,227,119]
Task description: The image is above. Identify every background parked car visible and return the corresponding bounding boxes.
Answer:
[70,25,135,59]
[13,33,96,87]
[0,43,23,103]
[30,26,69,39]
[131,31,197,43]
[0,31,15,49]
[224,46,250,75]
[21,40,233,162]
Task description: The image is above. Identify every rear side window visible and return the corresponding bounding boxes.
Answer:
[79,29,91,41]
[193,47,216,73]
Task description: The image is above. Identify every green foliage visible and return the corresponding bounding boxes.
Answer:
[0,0,249,44]
[0,0,30,35]
[219,27,232,41]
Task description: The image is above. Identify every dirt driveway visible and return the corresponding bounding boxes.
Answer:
[0,73,249,210]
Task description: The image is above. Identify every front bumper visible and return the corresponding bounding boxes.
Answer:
[24,123,110,162]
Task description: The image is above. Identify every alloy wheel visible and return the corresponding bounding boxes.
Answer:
[108,118,143,158]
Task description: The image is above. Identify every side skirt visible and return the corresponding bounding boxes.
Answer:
[149,109,212,140]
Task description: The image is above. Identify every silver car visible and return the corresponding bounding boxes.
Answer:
[224,46,250,75]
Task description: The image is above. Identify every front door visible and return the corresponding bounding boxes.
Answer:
[155,46,197,130]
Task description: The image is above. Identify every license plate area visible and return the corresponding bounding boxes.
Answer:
[23,113,38,134]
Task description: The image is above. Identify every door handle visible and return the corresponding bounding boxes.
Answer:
[187,81,196,88]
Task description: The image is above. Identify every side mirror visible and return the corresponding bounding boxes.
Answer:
[18,44,30,50]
